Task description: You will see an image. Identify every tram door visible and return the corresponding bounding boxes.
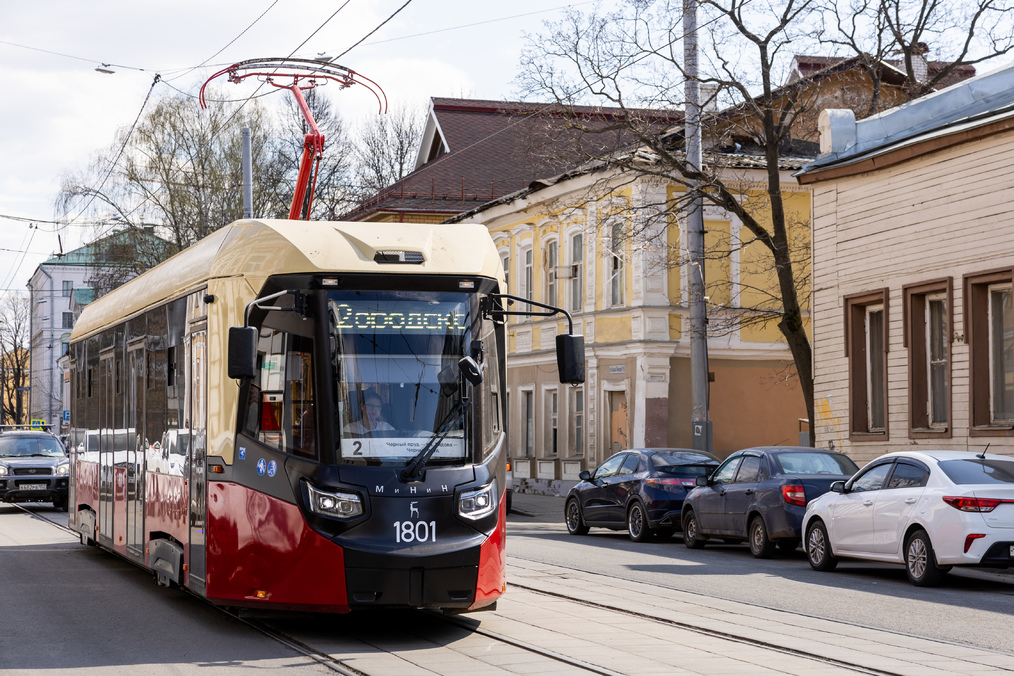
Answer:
[126,345,146,560]
[188,325,208,594]
[98,351,115,546]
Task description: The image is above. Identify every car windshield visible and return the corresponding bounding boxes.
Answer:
[651,451,717,476]
[0,436,65,458]
[774,452,857,476]
[938,458,1014,485]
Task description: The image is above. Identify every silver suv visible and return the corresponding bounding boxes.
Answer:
[0,428,70,511]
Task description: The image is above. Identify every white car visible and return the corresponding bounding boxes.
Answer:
[803,450,1014,586]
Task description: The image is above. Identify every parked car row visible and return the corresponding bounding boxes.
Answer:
[565,446,1014,587]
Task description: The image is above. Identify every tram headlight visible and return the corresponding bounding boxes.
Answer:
[306,483,363,519]
[458,479,497,520]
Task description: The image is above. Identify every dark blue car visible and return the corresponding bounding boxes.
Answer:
[682,446,858,557]
[565,448,720,541]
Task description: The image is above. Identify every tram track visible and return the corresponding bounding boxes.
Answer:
[504,581,899,676]
[18,504,1001,674]
[507,551,1014,668]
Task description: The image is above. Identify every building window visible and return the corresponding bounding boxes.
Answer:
[501,252,510,292]
[62,312,74,329]
[965,269,1014,433]
[608,222,625,307]
[62,281,73,297]
[990,286,1014,423]
[545,240,558,307]
[522,390,534,457]
[521,247,533,301]
[570,388,584,455]
[570,233,584,312]
[545,389,558,455]
[904,279,951,436]
[845,289,888,438]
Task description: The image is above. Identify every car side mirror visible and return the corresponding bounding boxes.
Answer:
[695,475,709,487]
[228,327,258,379]
[831,480,846,494]
[579,470,591,481]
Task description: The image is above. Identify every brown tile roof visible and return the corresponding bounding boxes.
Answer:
[790,54,976,90]
[341,98,681,221]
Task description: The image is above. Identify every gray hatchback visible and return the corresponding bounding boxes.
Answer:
[0,430,70,511]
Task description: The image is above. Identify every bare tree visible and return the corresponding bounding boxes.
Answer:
[267,87,360,220]
[58,89,289,270]
[820,0,1014,110]
[0,292,30,425]
[353,103,424,197]
[517,0,1010,444]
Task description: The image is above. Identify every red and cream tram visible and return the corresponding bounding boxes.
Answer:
[67,219,583,613]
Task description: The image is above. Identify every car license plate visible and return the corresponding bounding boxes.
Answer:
[18,483,46,491]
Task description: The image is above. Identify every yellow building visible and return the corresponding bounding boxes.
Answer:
[448,159,811,488]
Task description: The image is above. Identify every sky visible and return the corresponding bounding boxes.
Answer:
[0,0,606,295]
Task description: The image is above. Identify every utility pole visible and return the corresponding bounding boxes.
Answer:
[242,127,253,219]
[684,0,711,453]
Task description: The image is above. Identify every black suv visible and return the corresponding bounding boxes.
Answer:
[0,428,70,511]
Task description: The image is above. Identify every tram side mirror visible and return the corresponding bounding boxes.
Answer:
[228,327,259,379]
[556,334,586,384]
[458,356,483,386]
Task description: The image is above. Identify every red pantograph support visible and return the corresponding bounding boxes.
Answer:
[200,58,387,220]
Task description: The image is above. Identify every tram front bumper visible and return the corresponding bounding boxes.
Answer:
[344,546,480,608]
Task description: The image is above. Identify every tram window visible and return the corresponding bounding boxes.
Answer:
[241,328,317,458]
[479,318,502,461]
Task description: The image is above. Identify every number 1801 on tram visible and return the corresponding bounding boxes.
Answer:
[67,219,583,613]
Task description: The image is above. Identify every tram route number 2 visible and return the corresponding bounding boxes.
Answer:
[393,520,437,543]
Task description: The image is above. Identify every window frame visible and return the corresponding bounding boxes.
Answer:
[521,246,534,302]
[964,268,1014,435]
[570,386,584,456]
[844,289,889,439]
[544,239,558,308]
[569,231,584,313]
[903,278,952,438]
[607,221,625,308]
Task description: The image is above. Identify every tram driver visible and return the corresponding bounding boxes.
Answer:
[343,390,395,436]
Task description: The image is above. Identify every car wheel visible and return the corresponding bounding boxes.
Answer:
[565,498,589,535]
[682,509,706,549]
[52,496,67,512]
[806,520,838,571]
[749,515,776,558]
[627,501,652,542]
[777,538,800,552]
[506,491,512,515]
[905,529,947,587]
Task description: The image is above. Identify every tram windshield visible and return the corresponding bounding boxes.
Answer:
[328,290,478,465]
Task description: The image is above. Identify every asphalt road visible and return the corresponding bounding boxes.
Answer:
[0,503,332,676]
[506,492,1014,653]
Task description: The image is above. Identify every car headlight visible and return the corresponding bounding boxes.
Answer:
[306,483,363,519]
[458,479,497,520]
[56,463,70,476]
[0,465,7,476]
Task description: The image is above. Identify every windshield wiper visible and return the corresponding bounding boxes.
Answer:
[400,400,471,482]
